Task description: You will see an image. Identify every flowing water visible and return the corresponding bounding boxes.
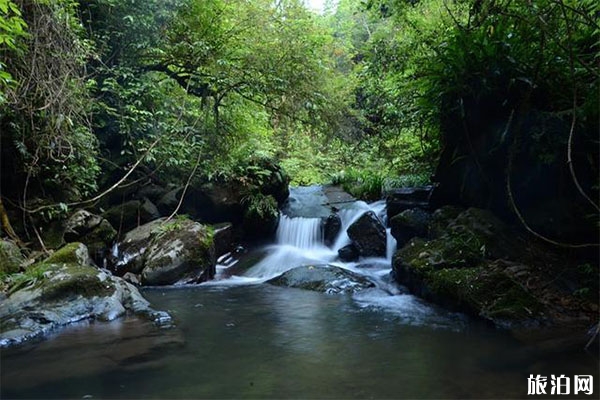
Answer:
[1,186,598,399]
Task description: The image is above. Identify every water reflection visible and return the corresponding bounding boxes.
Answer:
[2,285,597,399]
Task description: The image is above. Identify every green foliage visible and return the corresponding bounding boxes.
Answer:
[152,215,191,238]
[2,263,47,295]
[1,0,100,206]
[0,0,27,102]
[242,193,278,221]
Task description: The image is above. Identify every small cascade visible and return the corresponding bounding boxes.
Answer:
[386,228,397,261]
[332,201,371,251]
[277,215,323,249]
[239,186,401,282]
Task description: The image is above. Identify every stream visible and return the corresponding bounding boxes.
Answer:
[1,186,598,398]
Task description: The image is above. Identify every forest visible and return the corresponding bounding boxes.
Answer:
[0,0,599,398]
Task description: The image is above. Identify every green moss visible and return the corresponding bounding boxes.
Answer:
[424,266,542,321]
[396,233,483,273]
[198,225,215,253]
[40,263,114,300]
[5,263,49,295]
[43,242,89,265]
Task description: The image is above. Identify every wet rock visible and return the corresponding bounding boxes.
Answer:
[109,219,164,276]
[0,245,166,348]
[109,218,216,286]
[385,186,433,220]
[0,240,24,275]
[45,242,95,267]
[122,272,141,286]
[393,247,544,328]
[64,210,117,260]
[102,199,160,233]
[323,214,341,247]
[213,223,234,258]
[391,207,546,329]
[347,211,386,258]
[427,205,464,238]
[267,265,375,294]
[389,208,431,247]
[141,219,215,285]
[338,244,359,262]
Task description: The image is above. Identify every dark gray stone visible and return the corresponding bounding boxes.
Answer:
[385,186,433,220]
[267,265,375,294]
[347,211,386,258]
[213,223,234,258]
[323,214,341,247]
[390,208,432,247]
[63,210,117,260]
[338,244,359,262]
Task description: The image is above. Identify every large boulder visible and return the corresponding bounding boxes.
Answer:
[110,218,216,286]
[323,214,342,247]
[390,207,572,329]
[393,246,545,328]
[0,240,24,275]
[102,198,160,233]
[63,210,117,260]
[385,186,433,220]
[347,211,386,258]
[44,242,95,267]
[0,243,169,347]
[267,265,375,294]
[389,208,432,248]
[109,219,164,276]
[212,222,234,258]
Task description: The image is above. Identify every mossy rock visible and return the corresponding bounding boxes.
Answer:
[425,266,543,323]
[0,240,24,275]
[43,243,94,267]
[447,208,524,260]
[395,235,483,272]
[390,208,431,247]
[393,208,545,327]
[39,263,115,301]
[141,218,216,285]
[428,205,464,238]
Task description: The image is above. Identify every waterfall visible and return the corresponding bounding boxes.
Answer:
[277,215,323,249]
[243,187,397,280]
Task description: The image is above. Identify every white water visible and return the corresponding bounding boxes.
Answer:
[243,195,396,280]
[211,186,452,323]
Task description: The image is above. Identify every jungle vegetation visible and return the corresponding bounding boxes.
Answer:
[0,0,598,240]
